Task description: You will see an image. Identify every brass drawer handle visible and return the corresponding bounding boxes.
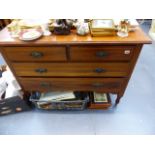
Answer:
[96,51,109,57]
[30,51,44,58]
[40,82,51,88]
[94,68,106,73]
[35,68,47,73]
[92,83,105,87]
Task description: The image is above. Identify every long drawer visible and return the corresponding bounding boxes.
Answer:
[4,47,67,62]
[70,46,134,62]
[19,77,127,92]
[12,62,130,77]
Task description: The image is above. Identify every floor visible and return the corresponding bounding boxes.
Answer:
[0,22,155,135]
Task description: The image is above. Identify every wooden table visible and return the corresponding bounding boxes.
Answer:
[0,27,151,109]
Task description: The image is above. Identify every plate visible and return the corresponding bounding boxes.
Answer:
[19,29,42,41]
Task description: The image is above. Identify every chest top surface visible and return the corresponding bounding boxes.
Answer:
[0,27,152,46]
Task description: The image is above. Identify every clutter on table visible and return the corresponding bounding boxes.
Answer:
[6,19,139,40]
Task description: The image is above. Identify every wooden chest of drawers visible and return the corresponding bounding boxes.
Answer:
[0,27,151,108]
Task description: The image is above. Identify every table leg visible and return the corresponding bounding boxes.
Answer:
[115,93,122,106]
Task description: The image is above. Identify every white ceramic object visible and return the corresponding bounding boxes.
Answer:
[76,22,89,36]
[117,21,129,38]
[41,23,51,36]
[117,31,128,37]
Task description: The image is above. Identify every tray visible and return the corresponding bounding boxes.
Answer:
[30,92,89,110]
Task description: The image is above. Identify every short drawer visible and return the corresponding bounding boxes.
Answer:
[4,47,67,62]
[70,46,134,62]
[12,62,130,77]
[19,77,127,92]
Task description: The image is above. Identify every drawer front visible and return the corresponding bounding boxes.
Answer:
[4,47,67,62]
[19,77,127,92]
[70,46,134,62]
[12,62,130,77]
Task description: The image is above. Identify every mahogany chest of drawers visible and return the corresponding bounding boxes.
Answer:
[0,27,151,108]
